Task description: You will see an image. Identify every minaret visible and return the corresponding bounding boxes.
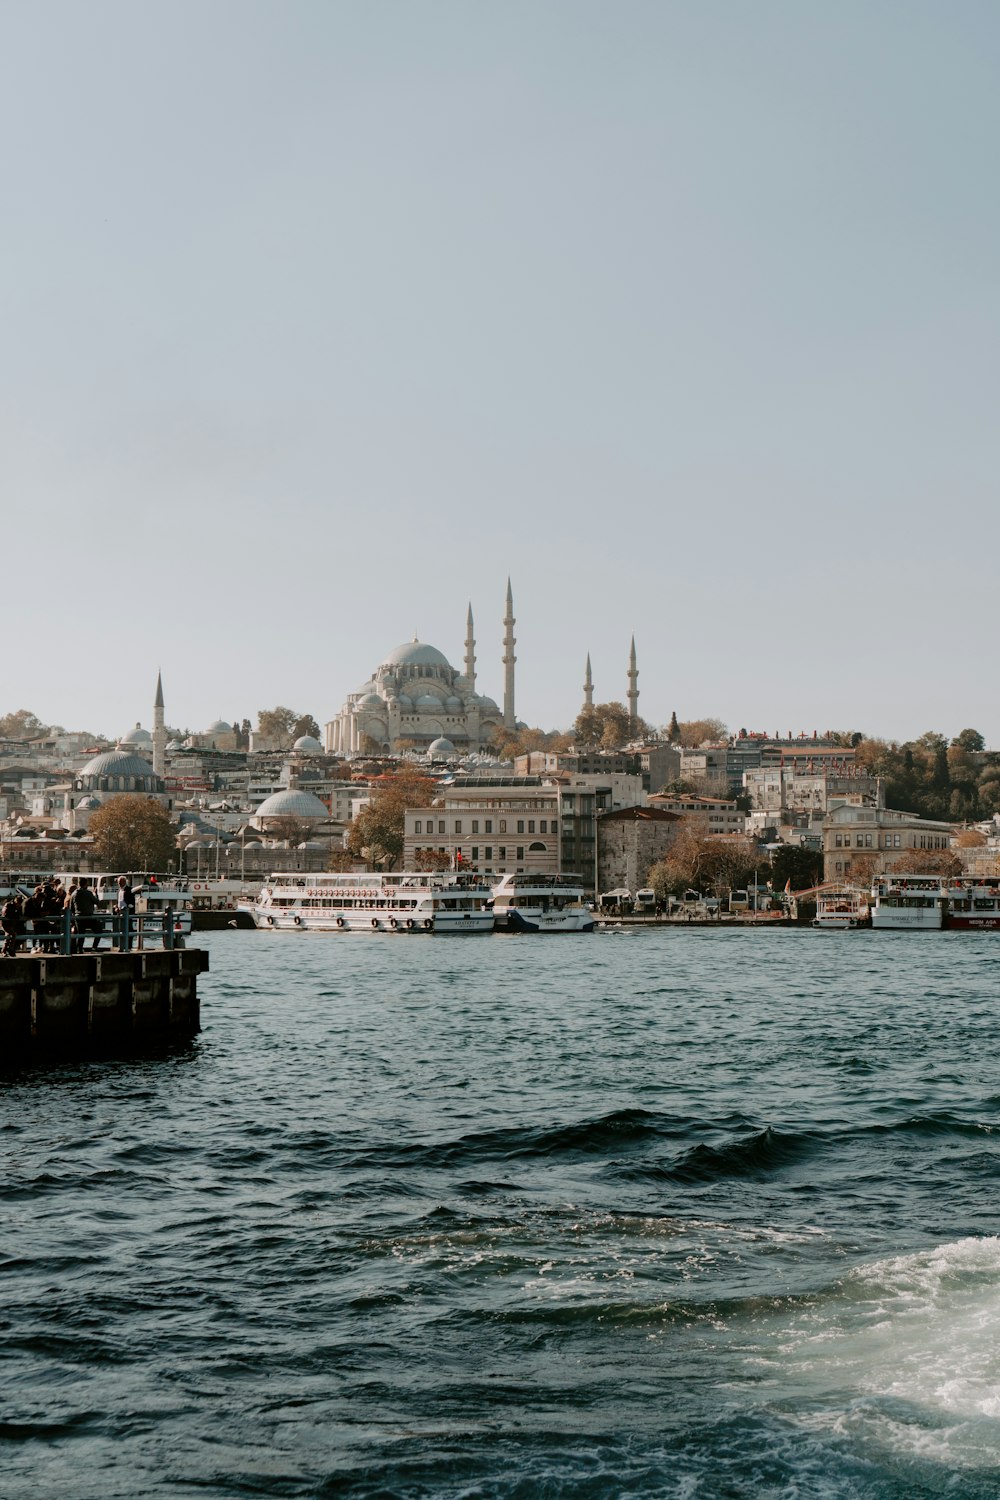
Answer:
[627,636,639,736]
[464,603,477,692]
[502,578,516,730]
[583,653,594,711]
[152,670,166,777]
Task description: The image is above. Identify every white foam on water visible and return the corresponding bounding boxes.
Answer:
[760,1236,1000,1471]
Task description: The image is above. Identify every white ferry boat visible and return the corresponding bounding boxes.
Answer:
[944,876,1000,930]
[870,874,946,930]
[812,888,869,930]
[242,871,495,934]
[490,873,596,933]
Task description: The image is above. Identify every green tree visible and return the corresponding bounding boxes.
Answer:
[88,796,177,871]
[346,771,438,869]
[953,728,985,753]
[666,711,680,743]
[292,714,321,741]
[770,844,824,892]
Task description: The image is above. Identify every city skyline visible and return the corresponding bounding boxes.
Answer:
[3,3,999,743]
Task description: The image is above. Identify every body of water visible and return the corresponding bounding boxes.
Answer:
[4,928,1000,1497]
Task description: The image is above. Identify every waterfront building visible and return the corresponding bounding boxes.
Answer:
[823,804,956,883]
[596,806,682,897]
[647,793,746,835]
[403,779,560,879]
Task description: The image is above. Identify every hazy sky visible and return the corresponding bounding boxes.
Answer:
[2,1,998,745]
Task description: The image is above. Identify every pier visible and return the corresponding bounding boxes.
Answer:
[0,913,209,1057]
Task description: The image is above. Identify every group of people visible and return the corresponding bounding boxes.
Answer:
[1,876,136,957]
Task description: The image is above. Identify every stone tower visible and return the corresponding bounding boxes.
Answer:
[503,578,516,730]
[627,637,639,737]
[152,670,166,777]
[464,603,476,693]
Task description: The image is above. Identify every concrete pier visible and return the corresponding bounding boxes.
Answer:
[0,949,209,1057]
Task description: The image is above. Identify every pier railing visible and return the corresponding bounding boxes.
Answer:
[12,909,184,956]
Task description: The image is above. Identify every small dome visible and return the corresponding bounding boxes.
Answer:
[358,693,383,709]
[477,695,500,713]
[255,788,329,820]
[397,693,414,709]
[416,694,441,708]
[121,723,152,744]
[445,696,463,711]
[428,736,456,761]
[381,640,451,670]
[293,734,323,753]
[206,719,232,734]
[297,840,326,850]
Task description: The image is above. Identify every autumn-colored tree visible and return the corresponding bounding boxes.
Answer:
[647,823,762,900]
[346,771,438,869]
[0,709,48,740]
[677,718,728,748]
[265,814,313,846]
[573,702,651,751]
[257,707,299,745]
[886,847,962,878]
[88,796,177,871]
[415,848,451,871]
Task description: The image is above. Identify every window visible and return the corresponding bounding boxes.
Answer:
[472,820,479,835]
[485,820,493,834]
[485,847,492,860]
[499,847,506,860]
[471,847,479,861]
[516,847,524,860]
[517,821,524,834]
[865,834,872,848]
[528,821,535,834]
[415,820,422,835]
[454,821,462,835]
[856,835,864,848]
[438,821,445,835]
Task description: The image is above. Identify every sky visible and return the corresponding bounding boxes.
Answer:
[2,1,998,746]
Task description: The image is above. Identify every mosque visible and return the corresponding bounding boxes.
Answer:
[324,581,520,757]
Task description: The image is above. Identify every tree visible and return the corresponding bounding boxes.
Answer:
[769,845,824,892]
[666,711,680,743]
[953,728,985,753]
[571,702,650,751]
[257,706,299,745]
[292,714,321,741]
[346,771,438,869]
[266,814,311,846]
[88,796,177,871]
[0,709,48,740]
[415,848,451,871]
[677,718,728,748]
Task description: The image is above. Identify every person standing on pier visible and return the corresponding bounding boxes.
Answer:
[116,876,136,951]
[72,878,102,952]
[1,892,22,956]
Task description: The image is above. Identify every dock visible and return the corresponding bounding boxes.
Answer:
[0,944,209,1058]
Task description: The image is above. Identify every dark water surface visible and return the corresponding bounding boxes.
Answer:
[4,929,1000,1498]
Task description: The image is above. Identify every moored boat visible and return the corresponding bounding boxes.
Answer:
[490,873,595,933]
[241,871,495,933]
[944,876,1000,930]
[869,874,946,930]
[812,887,869,929]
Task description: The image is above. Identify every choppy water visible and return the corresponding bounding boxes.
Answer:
[4,929,1000,1498]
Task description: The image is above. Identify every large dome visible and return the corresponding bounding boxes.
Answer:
[255,788,329,820]
[80,748,161,780]
[120,723,152,745]
[381,640,451,670]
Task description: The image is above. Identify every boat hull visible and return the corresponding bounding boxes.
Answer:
[870,908,942,930]
[245,906,493,934]
[503,908,596,934]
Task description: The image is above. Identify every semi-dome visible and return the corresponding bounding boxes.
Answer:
[427,736,456,761]
[381,640,451,670]
[416,693,442,708]
[255,788,329,820]
[445,695,463,710]
[293,734,323,753]
[121,723,152,745]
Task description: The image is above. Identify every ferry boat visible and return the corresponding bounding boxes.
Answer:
[944,875,1000,930]
[869,874,946,930]
[490,873,596,933]
[242,871,495,933]
[812,888,869,929]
